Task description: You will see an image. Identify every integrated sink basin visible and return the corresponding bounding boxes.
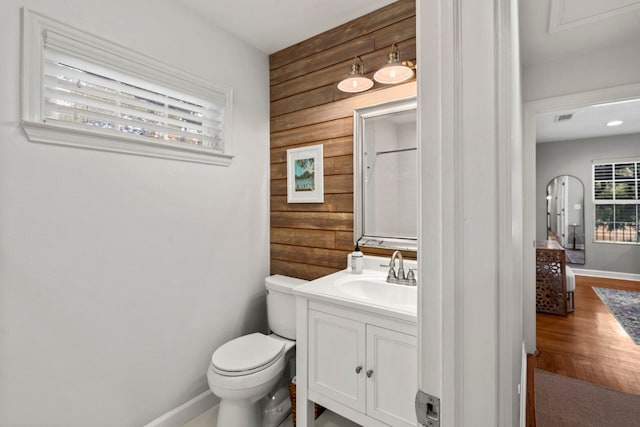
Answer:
[333,274,417,311]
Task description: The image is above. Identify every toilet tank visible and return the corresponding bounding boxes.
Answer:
[265,275,308,340]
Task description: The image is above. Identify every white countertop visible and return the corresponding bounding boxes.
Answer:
[293,255,417,323]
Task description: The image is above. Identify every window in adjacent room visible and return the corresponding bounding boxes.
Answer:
[593,160,639,244]
[21,9,233,165]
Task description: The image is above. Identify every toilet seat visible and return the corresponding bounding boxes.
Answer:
[211,333,285,377]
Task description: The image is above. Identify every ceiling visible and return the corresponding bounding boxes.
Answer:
[175,0,640,143]
[536,99,640,143]
[175,0,397,54]
[174,0,640,62]
[519,0,640,142]
[519,0,640,66]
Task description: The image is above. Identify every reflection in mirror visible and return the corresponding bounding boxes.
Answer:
[354,97,417,250]
[546,175,585,264]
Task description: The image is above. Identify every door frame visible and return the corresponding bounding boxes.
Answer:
[417,0,523,425]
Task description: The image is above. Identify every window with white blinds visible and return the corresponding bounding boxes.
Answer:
[593,160,640,244]
[43,50,225,150]
[22,9,233,165]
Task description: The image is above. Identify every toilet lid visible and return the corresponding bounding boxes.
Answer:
[211,333,285,376]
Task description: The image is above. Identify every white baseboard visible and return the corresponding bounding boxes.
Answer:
[144,390,218,427]
[571,268,640,282]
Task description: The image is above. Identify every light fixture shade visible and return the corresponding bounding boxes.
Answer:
[337,56,373,93]
[338,76,374,93]
[373,44,414,84]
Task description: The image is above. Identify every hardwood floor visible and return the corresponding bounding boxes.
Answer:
[527,275,640,426]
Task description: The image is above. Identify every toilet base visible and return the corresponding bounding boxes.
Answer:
[217,399,260,427]
[263,383,292,427]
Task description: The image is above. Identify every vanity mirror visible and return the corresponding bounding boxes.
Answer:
[546,175,585,264]
[353,97,417,251]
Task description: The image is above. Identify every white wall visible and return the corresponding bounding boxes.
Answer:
[0,1,270,426]
[537,134,640,274]
[522,39,640,102]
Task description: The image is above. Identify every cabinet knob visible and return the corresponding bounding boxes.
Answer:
[355,366,362,374]
[366,369,374,378]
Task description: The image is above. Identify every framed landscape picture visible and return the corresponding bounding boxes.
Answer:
[287,144,324,203]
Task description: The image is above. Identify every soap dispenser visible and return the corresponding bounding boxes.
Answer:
[351,243,364,274]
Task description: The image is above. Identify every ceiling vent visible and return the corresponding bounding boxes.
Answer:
[554,113,574,122]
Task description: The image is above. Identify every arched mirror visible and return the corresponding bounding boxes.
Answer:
[546,175,585,264]
[354,97,417,251]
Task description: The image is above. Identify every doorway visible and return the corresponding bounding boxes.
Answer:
[523,81,640,353]
[523,83,640,426]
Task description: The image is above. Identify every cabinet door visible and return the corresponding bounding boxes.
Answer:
[366,325,417,426]
[308,310,366,413]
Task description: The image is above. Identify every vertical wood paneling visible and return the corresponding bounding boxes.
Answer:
[269,0,416,280]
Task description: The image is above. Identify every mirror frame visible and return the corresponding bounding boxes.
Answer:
[353,96,417,251]
[545,174,586,264]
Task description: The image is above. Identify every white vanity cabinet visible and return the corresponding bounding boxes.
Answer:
[365,324,417,426]
[298,299,417,427]
[308,309,366,413]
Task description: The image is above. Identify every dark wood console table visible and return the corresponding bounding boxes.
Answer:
[536,240,567,316]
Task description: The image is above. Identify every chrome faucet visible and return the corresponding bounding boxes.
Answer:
[384,250,417,286]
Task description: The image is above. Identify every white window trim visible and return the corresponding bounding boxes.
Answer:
[21,8,234,166]
[592,158,640,245]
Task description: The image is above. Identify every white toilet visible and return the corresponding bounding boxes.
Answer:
[207,274,307,427]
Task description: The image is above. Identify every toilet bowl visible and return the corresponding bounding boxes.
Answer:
[207,333,295,426]
[207,275,307,427]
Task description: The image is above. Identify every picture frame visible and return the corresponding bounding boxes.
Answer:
[287,144,324,203]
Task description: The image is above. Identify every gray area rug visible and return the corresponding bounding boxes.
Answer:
[592,287,640,345]
[564,249,584,265]
[535,369,640,427]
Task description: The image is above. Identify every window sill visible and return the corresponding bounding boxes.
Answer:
[22,120,234,166]
[592,240,640,246]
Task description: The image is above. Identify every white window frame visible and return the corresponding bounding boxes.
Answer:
[592,158,640,245]
[21,9,233,166]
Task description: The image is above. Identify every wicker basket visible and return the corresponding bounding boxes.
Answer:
[288,379,325,425]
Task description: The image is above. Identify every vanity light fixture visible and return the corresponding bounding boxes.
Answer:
[606,120,623,127]
[373,43,414,85]
[337,44,416,93]
[337,56,374,93]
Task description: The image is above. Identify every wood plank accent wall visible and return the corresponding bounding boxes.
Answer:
[269,0,417,281]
